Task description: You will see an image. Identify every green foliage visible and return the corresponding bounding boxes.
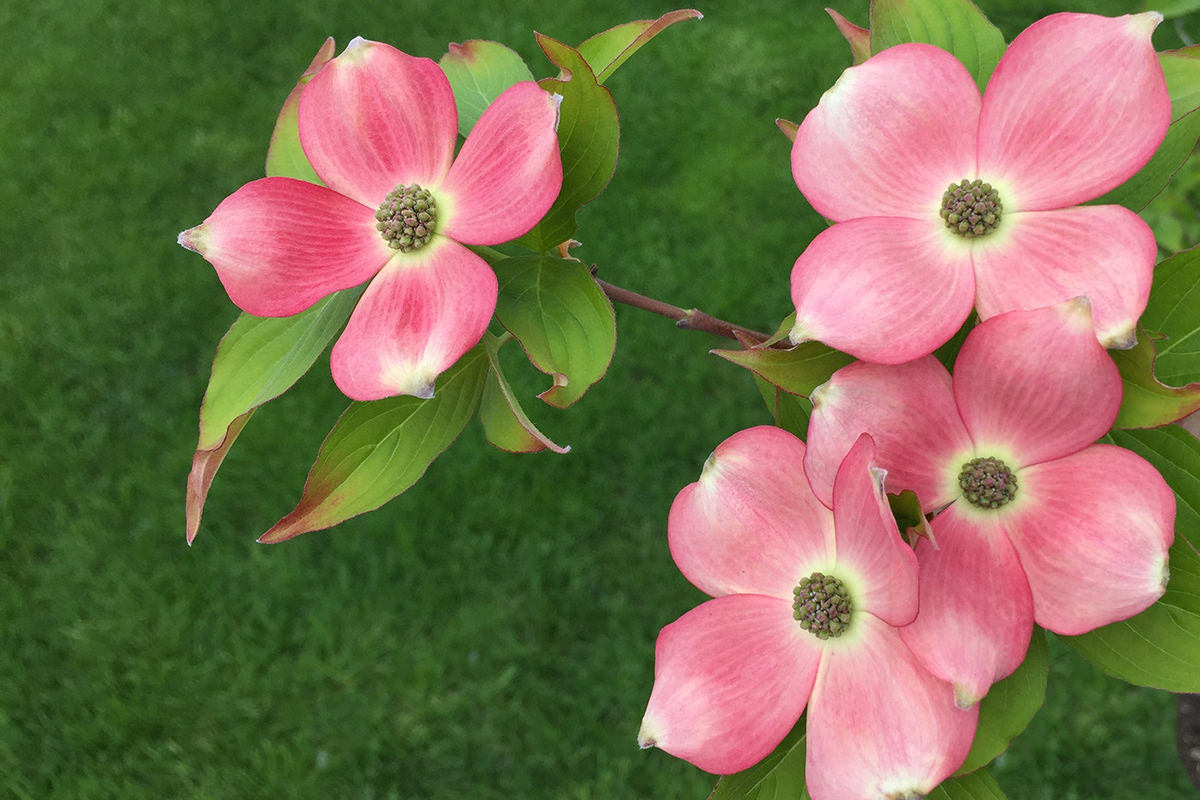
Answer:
[438,40,535,138]
[491,255,617,409]
[708,722,810,800]
[258,347,488,542]
[479,333,570,453]
[957,628,1048,775]
[263,37,334,183]
[577,10,703,84]
[869,0,1006,92]
[712,342,852,398]
[929,770,1007,799]
[515,34,620,252]
[1065,426,1200,691]
[1111,329,1200,428]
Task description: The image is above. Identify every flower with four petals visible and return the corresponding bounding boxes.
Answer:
[180,37,562,401]
[802,299,1175,705]
[789,12,1170,363]
[639,429,977,800]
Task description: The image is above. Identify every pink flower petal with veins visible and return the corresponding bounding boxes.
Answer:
[830,435,919,627]
[790,217,976,363]
[329,239,497,401]
[1004,445,1174,634]
[179,177,388,317]
[805,357,972,509]
[299,38,458,206]
[439,82,563,245]
[972,206,1156,347]
[806,615,977,800]
[668,426,835,599]
[792,43,979,221]
[978,13,1170,211]
[953,301,1121,468]
[637,594,821,775]
[899,507,1034,706]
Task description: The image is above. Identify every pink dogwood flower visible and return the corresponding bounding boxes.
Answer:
[639,429,977,800]
[803,300,1175,706]
[179,38,562,400]
[789,13,1169,363]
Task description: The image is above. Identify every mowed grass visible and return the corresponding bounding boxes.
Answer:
[1,0,1195,797]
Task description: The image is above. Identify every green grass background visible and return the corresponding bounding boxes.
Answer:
[3,0,1198,797]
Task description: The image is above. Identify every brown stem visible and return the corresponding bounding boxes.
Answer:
[594,278,785,349]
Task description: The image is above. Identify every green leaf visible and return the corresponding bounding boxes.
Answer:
[186,289,361,543]
[258,346,488,543]
[928,769,1007,800]
[491,255,616,408]
[869,0,1005,93]
[576,9,702,84]
[516,35,620,252]
[712,342,853,397]
[438,40,535,138]
[827,8,872,65]
[478,334,570,454]
[264,37,335,183]
[1064,426,1200,691]
[956,628,1048,775]
[1112,328,1200,428]
[708,721,810,800]
[1140,246,1200,387]
[752,375,813,440]
[888,489,933,546]
[1093,48,1200,211]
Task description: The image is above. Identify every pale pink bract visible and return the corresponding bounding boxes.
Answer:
[789,13,1169,363]
[179,38,562,401]
[639,428,977,800]
[803,299,1176,705]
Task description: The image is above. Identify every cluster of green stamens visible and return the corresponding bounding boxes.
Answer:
[940,178,1002,238]
[792,572,853,639]
[376,184,437,252]
[959,456,1018,509]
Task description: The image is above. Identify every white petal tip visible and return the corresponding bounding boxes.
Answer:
[177,227,202,253]
[1099,323,1138,351]
[1131,11,1163,34]
[953,684,982,710]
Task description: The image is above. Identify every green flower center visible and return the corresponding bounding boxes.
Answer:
[958,456,1018,509]
[793,572,853,639]
[376,184,437,252]
[940,178,1002,238]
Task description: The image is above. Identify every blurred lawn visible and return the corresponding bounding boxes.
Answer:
[2,0,1197,797]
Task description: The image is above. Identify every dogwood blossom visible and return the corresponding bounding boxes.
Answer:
[639,429,976,800]
[803,300,1175,704]
[180,38,562,400]
[789,13,1169,363]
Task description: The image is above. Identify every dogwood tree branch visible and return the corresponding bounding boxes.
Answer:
[594,278,786,348]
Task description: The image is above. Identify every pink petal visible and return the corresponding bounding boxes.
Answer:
[830,435,919,627]
[790,217,976,363]
[792,44,979,220]
[179,177,388,317]
[977,12,1170,211]
[972,206,1156,348]
[299,38,458,206]
[806,615,977,800]
[805,358,972,509]
[439,82,563,245]
[1004,445,1174,635]
[953,300,1122,469]
[329,239,496,400]
[668,426,835,599]
[899,506,1034,706]
[638,594,822,775]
